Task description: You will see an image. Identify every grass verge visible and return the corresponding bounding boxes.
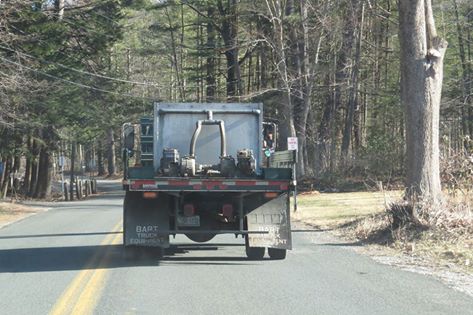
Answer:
[293,190,402,229]
[294,190,473,273]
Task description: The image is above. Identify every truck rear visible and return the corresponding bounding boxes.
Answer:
[122,103,295,260]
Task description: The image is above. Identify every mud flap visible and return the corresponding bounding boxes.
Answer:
[123,191,170,248]
[246,193,292,250]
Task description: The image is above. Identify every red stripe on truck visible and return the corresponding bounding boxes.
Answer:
[129,179,290,191]
[140,180,156,185]
[235,181,256,186]
[203,181,222,189]
[169,180,190,186]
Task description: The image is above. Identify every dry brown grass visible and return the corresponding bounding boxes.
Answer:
[293,190,402,229]
[344,192,473,272]
[295,189,473,272]
[0,202,42,227]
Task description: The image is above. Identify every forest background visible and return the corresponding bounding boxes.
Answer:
[0,0,472,199]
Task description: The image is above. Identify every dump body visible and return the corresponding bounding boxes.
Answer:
[122,103,295,259]
[153,103,264,172]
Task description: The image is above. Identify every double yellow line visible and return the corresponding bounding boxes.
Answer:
[49,221,123,315]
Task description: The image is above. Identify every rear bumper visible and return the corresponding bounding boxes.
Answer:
[124,178,290,192]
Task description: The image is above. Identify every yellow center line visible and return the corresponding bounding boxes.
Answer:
[70,232,122,315]
[49,221,123,315]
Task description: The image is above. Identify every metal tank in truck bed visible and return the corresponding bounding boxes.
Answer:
[122,102,296,260]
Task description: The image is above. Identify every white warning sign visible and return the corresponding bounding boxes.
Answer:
[287,137,298,151]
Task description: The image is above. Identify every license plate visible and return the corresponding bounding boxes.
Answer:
[177,215,200,227]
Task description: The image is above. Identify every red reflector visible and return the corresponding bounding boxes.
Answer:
[183,204,195,216]
[264,192,279,199]
[222,204,233,217]
[143,192,158,199]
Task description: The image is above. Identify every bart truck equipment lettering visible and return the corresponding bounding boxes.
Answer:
[122,103,296,260]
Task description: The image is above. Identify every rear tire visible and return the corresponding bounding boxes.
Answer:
[245,235,265,260]
[185,214,216,243]
[186,233,216,243]
[268,248,286,260]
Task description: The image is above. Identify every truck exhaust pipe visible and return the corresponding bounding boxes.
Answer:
[189,111,227,158]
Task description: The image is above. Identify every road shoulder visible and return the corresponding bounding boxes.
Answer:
[0,201,48,229]
[293,218,473,298]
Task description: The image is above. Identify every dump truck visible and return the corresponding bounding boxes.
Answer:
[122,103,296,260]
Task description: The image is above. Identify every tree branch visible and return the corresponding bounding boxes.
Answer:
[424,0,437,49]
[184,2,223,34]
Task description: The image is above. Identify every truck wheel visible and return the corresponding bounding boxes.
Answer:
[268,248,286,260]
[186,233,215,243]
[245,235,265,260]
[185,215,216,243]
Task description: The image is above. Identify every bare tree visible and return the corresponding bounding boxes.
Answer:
[107,127,116,176]
[398,0,448,204]
[263,0,297,141]
[55,0,65,20]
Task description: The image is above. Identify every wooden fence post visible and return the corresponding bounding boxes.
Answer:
[64,182,69,201]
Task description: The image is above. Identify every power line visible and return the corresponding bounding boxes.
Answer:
[0,44,220,90]
[0,55,155,100]
[0,44,165,87]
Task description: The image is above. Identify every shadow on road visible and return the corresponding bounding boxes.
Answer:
[0,242,255,273]
[0,244,154,273]
[0,231,122,240]
[160,243,259,266]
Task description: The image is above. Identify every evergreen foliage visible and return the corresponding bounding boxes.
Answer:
[0,0,472,198]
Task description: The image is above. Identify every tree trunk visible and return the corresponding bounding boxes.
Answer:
[265,0,297,144]
[165,6,185,101]
[34,127,56,199]
[341,0,363,164]
[331,3,357,169]
[29,139,40,196]
[468,7,473,138]
[317,74,335,175]
[23,136,32,194]
[97,139,105,176]
[34,147,52,199]
[206,6,216,101]
[70,141,76,201]
[453,0,472,147]
[1,158,12,199]
[107,128,116,176]
[218,0,242,100]
[398,0,447,204]
[55,0,65,20]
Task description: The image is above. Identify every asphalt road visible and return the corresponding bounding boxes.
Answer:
[1,182,472,315]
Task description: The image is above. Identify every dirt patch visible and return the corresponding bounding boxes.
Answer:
[0,202,44,228]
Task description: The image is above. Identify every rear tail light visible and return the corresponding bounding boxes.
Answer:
[143,192,158,199]
[264,192,279,199]
[222,204,233,217]
[183,204,195,216]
